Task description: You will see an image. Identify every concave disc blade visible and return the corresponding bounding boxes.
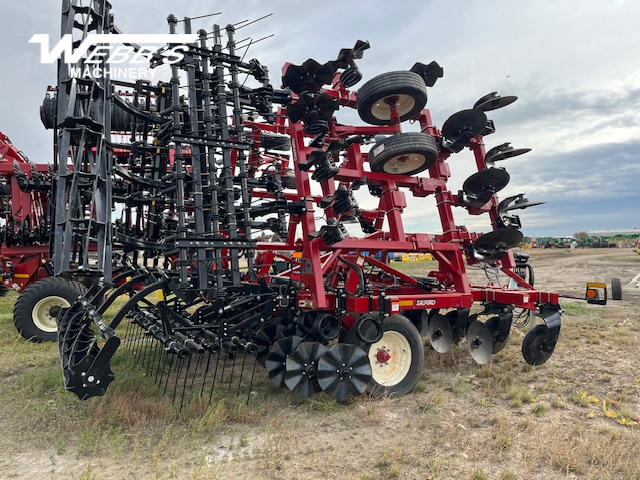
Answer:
[474,229,524,255]
[474,93,518,111]
[255,321,279,356]
[286,94,314,123]
[317,343,372,401]
[485,146,531,163]
[427,313,453,353]
[462,168,510,197]
[441,109,487,142]
[522,325,553,366]
[485,316,509,354]
[284,342,329,398]
[505,200,546,211]
[446,310,468,344]
[466,320,493,365]
[265,335,303,388]
[282,63,307,93]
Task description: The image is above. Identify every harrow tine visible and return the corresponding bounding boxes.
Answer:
[145,338,161,376]
[200,350,213,397]
[235,350,248,397]
[227,351,237,392]
[177,355,193,412]
[162,353,176,396]
[154,348,168,385]
[245,353,259,405]
[147,339,161,379]
[208,346,223,405]
[131,326,144,358]
[171,356,188,405]
[139,334,152,369]
[123,318,134,347]
[235,342,258,399]
[219,350,229,390]
[188,351,203,391]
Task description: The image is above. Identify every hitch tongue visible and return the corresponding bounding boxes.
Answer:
[585,282,607,305]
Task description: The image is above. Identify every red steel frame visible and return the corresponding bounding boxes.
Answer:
[247,70,558,317]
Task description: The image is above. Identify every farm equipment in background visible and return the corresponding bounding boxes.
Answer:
[0,130,86,342]
[574,235,617,249]
[26,0,569,406]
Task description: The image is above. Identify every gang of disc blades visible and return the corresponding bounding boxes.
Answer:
[466,320,493,365]
[462,168,510,197]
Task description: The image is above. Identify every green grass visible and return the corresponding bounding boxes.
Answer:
[2,279,640,479]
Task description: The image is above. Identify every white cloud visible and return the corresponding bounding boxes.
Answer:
[2,0,638,236]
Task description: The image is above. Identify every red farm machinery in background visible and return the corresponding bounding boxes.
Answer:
[0,130,84,342]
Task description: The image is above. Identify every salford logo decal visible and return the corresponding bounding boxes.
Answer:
[416,299,436,307]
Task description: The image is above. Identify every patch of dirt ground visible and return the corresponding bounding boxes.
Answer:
[1,249,639,480]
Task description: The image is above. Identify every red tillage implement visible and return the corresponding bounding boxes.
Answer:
[35,1,561,406]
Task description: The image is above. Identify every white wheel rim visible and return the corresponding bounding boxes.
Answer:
[371,94,416,120]
[32,296,70,332]
[383,153,426,174]
[368,331,412,386]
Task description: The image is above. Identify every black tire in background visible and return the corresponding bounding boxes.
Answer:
[13,277,83,342]
[368,132,438,176]
[611,277,622,301]
[356,71,427,125]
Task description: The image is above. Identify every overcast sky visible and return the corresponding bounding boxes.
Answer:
[1,0,639,238]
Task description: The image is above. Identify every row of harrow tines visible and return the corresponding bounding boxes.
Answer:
[50,3,561,408]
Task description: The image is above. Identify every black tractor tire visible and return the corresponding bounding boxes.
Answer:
[357,71,427,125]
[347,314,424,397]
[13,277,83,342]
[369,132,438,175]
[259,132,291,151]
[281,171,297,189]
[611,277,622,301]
